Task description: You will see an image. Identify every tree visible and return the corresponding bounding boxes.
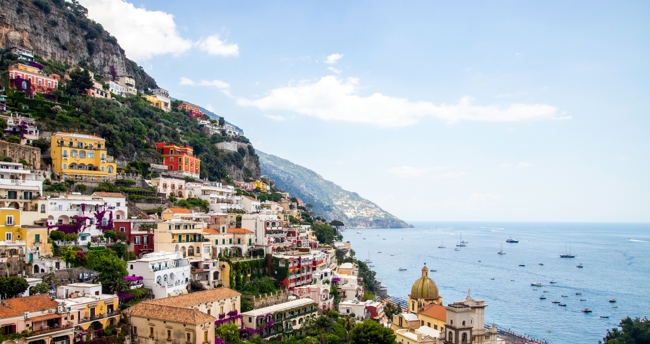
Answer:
[168,192,177,203]
[215,324,241,344]
[330,220,345,228]
[49,230,65,242]
[64,233,78,243]
[218,117,225,126]
[602,317,650,343]
[383,302,400,324]
[0,276,29,299]
[116,231,128,242]
[103,230,117,243]
[109,242,127,259]
[349,320,396,344]
[61,246,86,267]
[87,250,128,293]
[29,282,50,295]
[68,68,93,96]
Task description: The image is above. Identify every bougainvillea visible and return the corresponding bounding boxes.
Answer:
[110,65,117,81]
[48,215,90,234]
[94,210,114,232]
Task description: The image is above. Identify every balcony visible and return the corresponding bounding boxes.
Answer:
[30,323,73,336]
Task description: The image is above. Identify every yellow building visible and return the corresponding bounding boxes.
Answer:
[50,132,117,182]
[0,208,51,264]
[253,180,270,192]
[393,264,446,335]
[56,283,120,331]
[124,302,215,344]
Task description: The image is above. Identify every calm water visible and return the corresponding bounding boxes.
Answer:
[342,222,650,344]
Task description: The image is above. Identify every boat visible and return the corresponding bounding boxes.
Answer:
[461,239,469,244]
[498,244,506,255]
[543,290,549,293]
[580,298,587,301]
[550,280,557,284]
[576,291,582,295]
[562,294,568,298]
[438,238,445,249]
[582,308,592,313]
[609,298,617,303]
[378,251,381,253]
[531,282,543,287]
[491,278,495,280]
[559,303,566,307]
[364,251,372,264]
[506,237,519,243]
[519,264,525,267]
[356,231,362,234]
[456,234,466,247]
[612,306,618,308]
[454,247,460,251]
[539,263,544,266]
[398,267,407,271]
[600,315,610,319]
[552,300,560,304]
[383,238,386,240]
[560,243,576,258]
[539,295,546,300]
[363,238,366,240]
[390,254,394,256]
[577,263,584,268]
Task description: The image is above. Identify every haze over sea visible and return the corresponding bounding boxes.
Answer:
[343,222,650,344]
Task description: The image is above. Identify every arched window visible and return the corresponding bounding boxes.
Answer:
[79,151,86,158]
[108,166,114,174]
[462,320,466,326]
[450,319,454,325]
[412,301,416,311]
[448,332,453,342]
[40,204,45,213]
[70,150,78,158]
[462,332,468,342]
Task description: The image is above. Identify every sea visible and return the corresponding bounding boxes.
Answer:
[341,222,650,344]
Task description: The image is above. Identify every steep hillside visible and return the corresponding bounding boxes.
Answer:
[0,0,156,89]
[258,151,411,228]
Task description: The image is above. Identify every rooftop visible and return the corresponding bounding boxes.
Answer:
[164,207,193,214]
[147,288,241,308]
[227,228,254,234]
[123,302,215,325]
[419,303,446,321]
[242,298,316,317]
[1,294,58,313]
[92,192,125,198]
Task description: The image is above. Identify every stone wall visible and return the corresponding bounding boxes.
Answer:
[243,290,289,310]
[0,139,41,169]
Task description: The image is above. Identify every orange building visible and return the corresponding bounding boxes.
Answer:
[178,102,206,120]
[8,64,60,96]
[156,142,201,178]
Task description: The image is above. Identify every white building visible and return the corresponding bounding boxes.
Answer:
[240,196,260,213]
[185,182,240,212]
[242,298,317,339]
[1,114,39,144]
[0,162,45,209]
[117,76,137,95]
[108,81,124,96]
[46,192,127,240]
[150,177,186,198]
[126,251,192,299]
[293,283,334,310]
[55,283,120,328]
[152,88,171,112]
[339,299,370,322]
[241,212,288,253]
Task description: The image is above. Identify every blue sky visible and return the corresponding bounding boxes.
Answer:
[79,0,650,222]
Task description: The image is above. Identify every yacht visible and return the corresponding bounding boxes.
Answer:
[398,267,407,271]
[600,315,610,319]
[609,298,617,303]
[582,308,592,313]
[356,231,362,234]
[543,290,549,293]
[519,264,526,267]
[456,234,467,247]
[539,295,547,300]
[531,282,543,287]
[552,300,560,304]
[576,291,582,295]
[364,251,372,264]
[506,237,519,243]
[562,294,568,298]
[559,303,566,307]
[539,263,544,266]
[498,244,506,255]
[577,263,584,268]
[550,280,557,284]
[454,247,460,251]
[438,238,446,249]
[560,243,576,258]
[580,298,587,301]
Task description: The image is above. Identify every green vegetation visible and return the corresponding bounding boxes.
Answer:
[0,276,29,299]
[86,250,128,293]
[312,223,341,245]
[29,282,50,295]
[175,197,210,212]
[601,317,650,344]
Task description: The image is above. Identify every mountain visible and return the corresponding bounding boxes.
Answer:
[0,0,156,89]
[258,151,411,228]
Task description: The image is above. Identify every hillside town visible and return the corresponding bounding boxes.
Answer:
[0,41,532,344]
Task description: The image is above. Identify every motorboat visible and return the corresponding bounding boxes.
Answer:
[576,291,582,295]
[609,298,617,303]
[491,278,495,280]
[612,306,618,308]
[506,237,519,243]
[582,308,592,313]
[531,282,543,287]
[363,238,366,240]
[559,303,566,307]
[390,254,394,256]
[461,239,469,244]
[539,263,544,266]
[519,264,525,267]
[562,294,568,298]
[577,263,584,268]
[550,280,557,284]
[454,247,460,251]
[356,231,362,234]
[398,267,407,271]
[600,315,610,319]
[580,298,587,301]
[552,300,560,304]
[543,290,549,293]
[539,295,547,300]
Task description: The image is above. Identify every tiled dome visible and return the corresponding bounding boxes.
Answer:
[410,264,439,300]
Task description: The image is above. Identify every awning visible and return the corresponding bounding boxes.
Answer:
[30,313,61,322]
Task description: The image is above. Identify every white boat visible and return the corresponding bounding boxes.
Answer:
[582,308,592,313]
[398,267,407,271]
[562,294,568,298]
[576,291,582,295]
[454,247,460,251]
[531,282,543,287]
[456,234,467,247]
[609,298,617,303]
[550,280,557,284]
[580,298,587,301]
[506,237,519,243]
[356,231,362,234]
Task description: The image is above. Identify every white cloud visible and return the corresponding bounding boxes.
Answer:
[501,162,533,168]
[79,0,238,61]
[264,115,286,121]
[196,34,239,56]
[325,53,343,64]
[328,67,342,74]
[430,172,470,180]
[180,77,232,97]
[238,76,568,126]
[387,166,445,178]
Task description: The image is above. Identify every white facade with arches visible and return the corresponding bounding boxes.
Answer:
[126,251,192,299]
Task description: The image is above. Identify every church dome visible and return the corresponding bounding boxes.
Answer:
[410,264,439,300]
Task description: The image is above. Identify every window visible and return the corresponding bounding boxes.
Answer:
[144,236,148,244]
[150,327,154,337]
[186,333,191,342]
[237,238,241,244]
[63,164,67,169]
[220,306,224,314]
[40,204,45,213]
[63,150,68,157]
[79,151,86,158]
[222,239,225,245]
[119,227,125,232]
[167,329,171,340]
[78,142,83,148]
[71,150,78,158]
[6,216,14,225]
[229,238,232,244]
[204,331,208,342]
[101,218,108,226]
[88,151,94,158]
[117,202,121,207]
[204,246,210,253]
[35,234,40,243]
[4,233,11,241]
[134,236,140,244]
[133,326,137,335]
[169,157,174,162]
[232,302,236,311]
[108,166,114,174]
[101,167,105,172]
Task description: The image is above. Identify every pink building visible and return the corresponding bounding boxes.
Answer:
[293,284,334,310]
[0,294,74,344]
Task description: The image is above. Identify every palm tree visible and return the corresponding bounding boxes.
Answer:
[314,316,335,344]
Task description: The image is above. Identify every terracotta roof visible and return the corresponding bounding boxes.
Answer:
[93,192,125,198]
[147,288,241,308]
[0,305,21,319]
[123,303,215,325]
[203,228,219,234]
[1,295,58,313]
[227,228,254,234]
[418,303,446,321]
[165,207,192,214]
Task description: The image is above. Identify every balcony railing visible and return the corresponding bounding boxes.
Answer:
[31,323,73,336]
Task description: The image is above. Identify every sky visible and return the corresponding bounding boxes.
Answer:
[78,0,650,222]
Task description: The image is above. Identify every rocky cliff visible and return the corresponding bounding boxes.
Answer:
[0,0,156,88]
[258,151,411,228]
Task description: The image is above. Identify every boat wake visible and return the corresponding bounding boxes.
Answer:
[491,228,505,232]
[627,238,646,242]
